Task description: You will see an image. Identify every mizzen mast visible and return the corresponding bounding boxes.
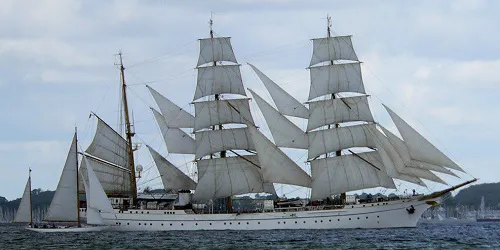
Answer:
[118,52,138,205]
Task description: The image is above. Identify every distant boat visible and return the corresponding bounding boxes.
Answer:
[477,196,500,222]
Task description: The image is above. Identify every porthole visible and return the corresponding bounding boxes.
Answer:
[377,216,380,218]
[238,222,240,225]
[315,220,317,223]
[130,211,132,213]
[224,222,226,225]
[349,218,351,221]
[141,211,144,214]
[283,221,286,224]
[295,221,297,224]
[164,212,166,214]
[195,223,198,226]
[229,222,232,225]
[258,222,260,224]
[210,223,212,225]
[161,224,164,226]
[139,223,141,225]
[173,212,175,214]
[181,223,184,226]
[147,212,150,214]
[352,206,354,208]
[320,220,323,223]
[329,219,331,222]
[115,222,119,225]
[363,205,365,207]
[337,219,340,221]
[377,204,380,206]
[357,217,360,220]
[127,223,130,225]
[150,223,152,226]
[246,222,249,225]
[278,222,280,224]
[371,204,374,206]
[170,223,172,226]
[366,217,368,219]
[135,211,138,213]
[303,221,306,223]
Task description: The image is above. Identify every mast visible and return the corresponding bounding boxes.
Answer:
[28,168,32,226]
[75,127,81,227]
[118,52,138,205]
[210,15,231,212]
[326,14,345,202]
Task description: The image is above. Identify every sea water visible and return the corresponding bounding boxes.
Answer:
[1,222,499,249]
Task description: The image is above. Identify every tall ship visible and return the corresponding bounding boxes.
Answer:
[72,16,476,231]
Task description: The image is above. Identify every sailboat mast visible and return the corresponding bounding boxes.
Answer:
[75,127,81,226]
[210,15,231,212]
[28,168,32,226]
[118,52,138,205]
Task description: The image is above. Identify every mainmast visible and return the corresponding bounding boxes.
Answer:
[75,127,81,227]
[118,52,138,205]
[327,14,344,202]
[210,16,231,212]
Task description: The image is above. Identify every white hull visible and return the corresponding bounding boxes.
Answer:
[87,198,435,231]
[27,225,110,233]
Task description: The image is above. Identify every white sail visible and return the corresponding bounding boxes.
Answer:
[248,124,312,187]
[248,64,309,118]
[383,105,465,172]
[148,85,194,128]
[195,128,255,159]
[307,95,374,131]
[373,129,427,187]
[308,62,365,100]
[400,167,447,185]
[309,36,358,66]
[308,124,376,159]
[83,156,115,225]
[194,98,254,131]
[249,89,308,149]
[193,155,274,201]
[407,160,458,178]
[13,177,31,223]
[152,108,195,154]
[45,133,78,222]
[194,65,246,100]
[80,170,103,225]
[147,145,197,190]
[197,37,238,66]
[86,118,129,170]
[78,157,131,195]
[310,151,396,200]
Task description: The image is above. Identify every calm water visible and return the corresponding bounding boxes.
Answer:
[1,222,499,249]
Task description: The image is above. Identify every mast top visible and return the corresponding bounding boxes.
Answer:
[209,13,214,38]
[327,14,332,38]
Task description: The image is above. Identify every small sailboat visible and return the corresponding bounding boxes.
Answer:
[13,169,33,227]
[27,130,111,232]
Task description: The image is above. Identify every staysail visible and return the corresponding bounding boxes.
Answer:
[45,133,78,222]
[147,145,197,191]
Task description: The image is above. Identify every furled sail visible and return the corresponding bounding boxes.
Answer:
[147,145,197,190]
[249,89,308,149]
[383,105,465,172]
[248,124,312,187]
[45,133,78,222]
[151,108,195,154]
[193,155,275,201]
[308,124,377,159]
[197,37,238,66]
[148,85,194,128]
[13,177,31,223]
[195,128,255,159]
[310,151,396,200]
[194,98,254,131]
[82,156,115,225]
[308,62,365,100]
[82,118,132,195]
[194,65,246,100]
[248,64,309,118]
[307,95,374,131]
[309,36,358,67]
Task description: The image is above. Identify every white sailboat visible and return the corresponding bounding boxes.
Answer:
[13,169,33,226]
[27,131,110,232]
[77,16,476,231]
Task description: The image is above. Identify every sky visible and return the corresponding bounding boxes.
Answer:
[1,0,499,200]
